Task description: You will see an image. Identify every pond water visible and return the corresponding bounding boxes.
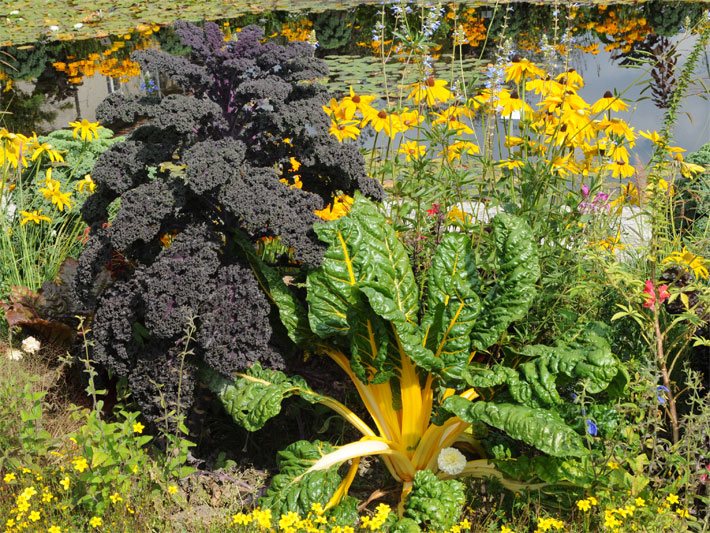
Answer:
[1,1,708,156]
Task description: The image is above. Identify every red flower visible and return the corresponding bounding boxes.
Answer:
[658,284,670,303]
[426,203,440,216]
[643,280,656,309]
[643,280,670,310]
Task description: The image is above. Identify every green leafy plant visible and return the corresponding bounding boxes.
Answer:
[205,195,627,521]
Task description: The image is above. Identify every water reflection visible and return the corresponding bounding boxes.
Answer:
[0,2,707,152]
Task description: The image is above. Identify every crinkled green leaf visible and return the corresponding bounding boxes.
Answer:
[259,440,342,517]
[403,470,465,532]
[422,233,482,377]
[495,455,595,486]
[236,238,313,346]
[518,328,625,403]
[391,518,422,533]
[469,213,540,350]
[443,396,587,458]
[462,327,626,407]
[201,364,321,432]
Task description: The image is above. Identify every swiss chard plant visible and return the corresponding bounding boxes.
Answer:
[205,194,628,519]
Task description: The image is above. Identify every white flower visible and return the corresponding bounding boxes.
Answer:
[10,10,19,15]
[21,336,41,354]
[6,348,23,361]
[437,447,466,475]
[49,25,59,32]
[73,23,83,29]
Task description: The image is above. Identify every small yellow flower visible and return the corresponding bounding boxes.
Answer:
[577,499,592,512]
[29,511,40,522]
[252,508,272,529]
[59,476,70,490]
[607,460,620,470]
[666,494,679,505]
[132,422,145,434]
[109,492,123,504]
[635,497,645,507]
[20,210,52,226]
[20,486,37,500]
[676,508,690,518]
[76,174,96,193]
[232,512,252,525]
[42,491,54,503]
[89,516,102,528]
[167,484,178,495]
[3,472,15,483]
[588,496,598,506]
[278,511,300,529]
[68,119,101,142]
[48,526,62,533]
[73,457,89,473]
[501,526,514,533]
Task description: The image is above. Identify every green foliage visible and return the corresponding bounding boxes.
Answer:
[259,440,342,517]
[201,364,323,432]
[402,470,465,532]
[39,127,121,182]
[443,397,587,458]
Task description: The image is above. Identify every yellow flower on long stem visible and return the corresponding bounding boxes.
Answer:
[29,134,64,163]
[329,119,360,142]
[398,141,426,162]
[340,87,377,119]
[504,56,545,84]
[590,90,629,114]
[363,108,401,138]
[20,210,52,225]
[407,77,452,106]
[68,119,100,142]
[663,247,708,279]
[606,160,635,179]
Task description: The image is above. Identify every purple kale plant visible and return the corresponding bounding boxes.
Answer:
[69,21,382,424]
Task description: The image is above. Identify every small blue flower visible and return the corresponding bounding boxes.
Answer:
[657,385,670,405]
[585,419,598,436]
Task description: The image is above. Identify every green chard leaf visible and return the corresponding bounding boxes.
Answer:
[443,396,587,458]
[403,470,466,532]
[421,233,482,377]
[469,213,540,351]
[201,364,322,432]
[462,326,627,408]
[259,440,342,516]
[235,238,313,346]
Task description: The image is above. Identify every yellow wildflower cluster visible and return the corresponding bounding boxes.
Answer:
[359,503,390,531]
[52,30,156,84]
[447,7,487,47]
[280,19,313,42]
[576,495,599,512]
[534,516,565,532]
[0,129,65,170]
[582,7,651,54]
